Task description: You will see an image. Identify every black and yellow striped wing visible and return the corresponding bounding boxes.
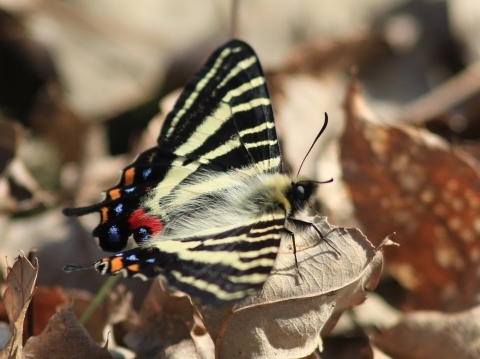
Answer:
[92,211,285,306]
[159,39,281,173]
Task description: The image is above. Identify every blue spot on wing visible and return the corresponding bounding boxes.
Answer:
[114,204,123,215]
[124,187,136,193]
[143,168,152,180]
[139,228,148,240]
[108,226,121,242]
[126,254,139,261]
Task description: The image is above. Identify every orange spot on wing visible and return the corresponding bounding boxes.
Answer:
[124,167,135,186]
[127,264,140,272]
[109,189,121,200]
[110,257,124,272]
[100,207,109,223]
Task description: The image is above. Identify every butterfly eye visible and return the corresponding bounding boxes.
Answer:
[294,184,306,200]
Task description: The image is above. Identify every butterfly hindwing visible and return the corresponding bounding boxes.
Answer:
[64,148,176,251]
[93,210,286,306]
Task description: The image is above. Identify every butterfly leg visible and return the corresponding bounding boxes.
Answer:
[282,228,305,281]
[288,218,341,256]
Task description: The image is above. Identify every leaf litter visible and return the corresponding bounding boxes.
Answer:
[3,2,480,358]
[0,255,113,359]
[0,254,37,359]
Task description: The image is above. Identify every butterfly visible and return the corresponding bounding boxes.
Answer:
[64,39,332,306]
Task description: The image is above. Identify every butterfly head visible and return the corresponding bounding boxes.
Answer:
[287,180,319,215]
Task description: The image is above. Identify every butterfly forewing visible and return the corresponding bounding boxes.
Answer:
[159,40,282,173]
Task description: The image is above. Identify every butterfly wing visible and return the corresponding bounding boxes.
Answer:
[87,210,286,306]
[63,148,172,251]
[158,39,282,173]
[64,40,282,254]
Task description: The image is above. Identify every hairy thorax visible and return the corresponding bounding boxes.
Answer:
[144,167,294,239]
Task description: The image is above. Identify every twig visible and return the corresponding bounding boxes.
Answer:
[230,0,240,38]
[397,60,480,124]
[80,275,120,325]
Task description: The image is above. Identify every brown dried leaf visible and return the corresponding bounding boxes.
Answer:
[124,279,206,359]
[0,254,38,359]
[23,306,112,359]
[341,79,480,310]
[63,288,107,343]
[28,286,68,336]
[374,305,480,359]
[4,258,38,314]
[198,216,385,359]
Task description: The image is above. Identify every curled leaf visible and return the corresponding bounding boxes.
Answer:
[198,216,384,358]
[23,306,112,359]
[0,254,38,359]
[124,279,201,358]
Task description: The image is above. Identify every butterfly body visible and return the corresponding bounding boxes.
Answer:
[150,167,317,235]
[64,40,327,306]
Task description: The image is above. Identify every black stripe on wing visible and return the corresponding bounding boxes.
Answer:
[93,211,285,306]
[158,40,282,174]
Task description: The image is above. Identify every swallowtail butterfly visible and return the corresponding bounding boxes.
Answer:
[64,40,332,306]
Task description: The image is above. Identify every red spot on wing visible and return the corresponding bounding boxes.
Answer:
[128,208,163,235]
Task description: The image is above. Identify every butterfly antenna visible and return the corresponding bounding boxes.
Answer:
[296,113,329,178]
[63,264,94,273]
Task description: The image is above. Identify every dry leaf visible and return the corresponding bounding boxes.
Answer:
[341,79,480,310]
[64,286,139,346]
[63,288,108,343]
[23,306,112,359]
[27,286,68,337]
[197,216,385,359]
[0,254,38,359]
[124,279,204,359]
[374,305,480,359]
